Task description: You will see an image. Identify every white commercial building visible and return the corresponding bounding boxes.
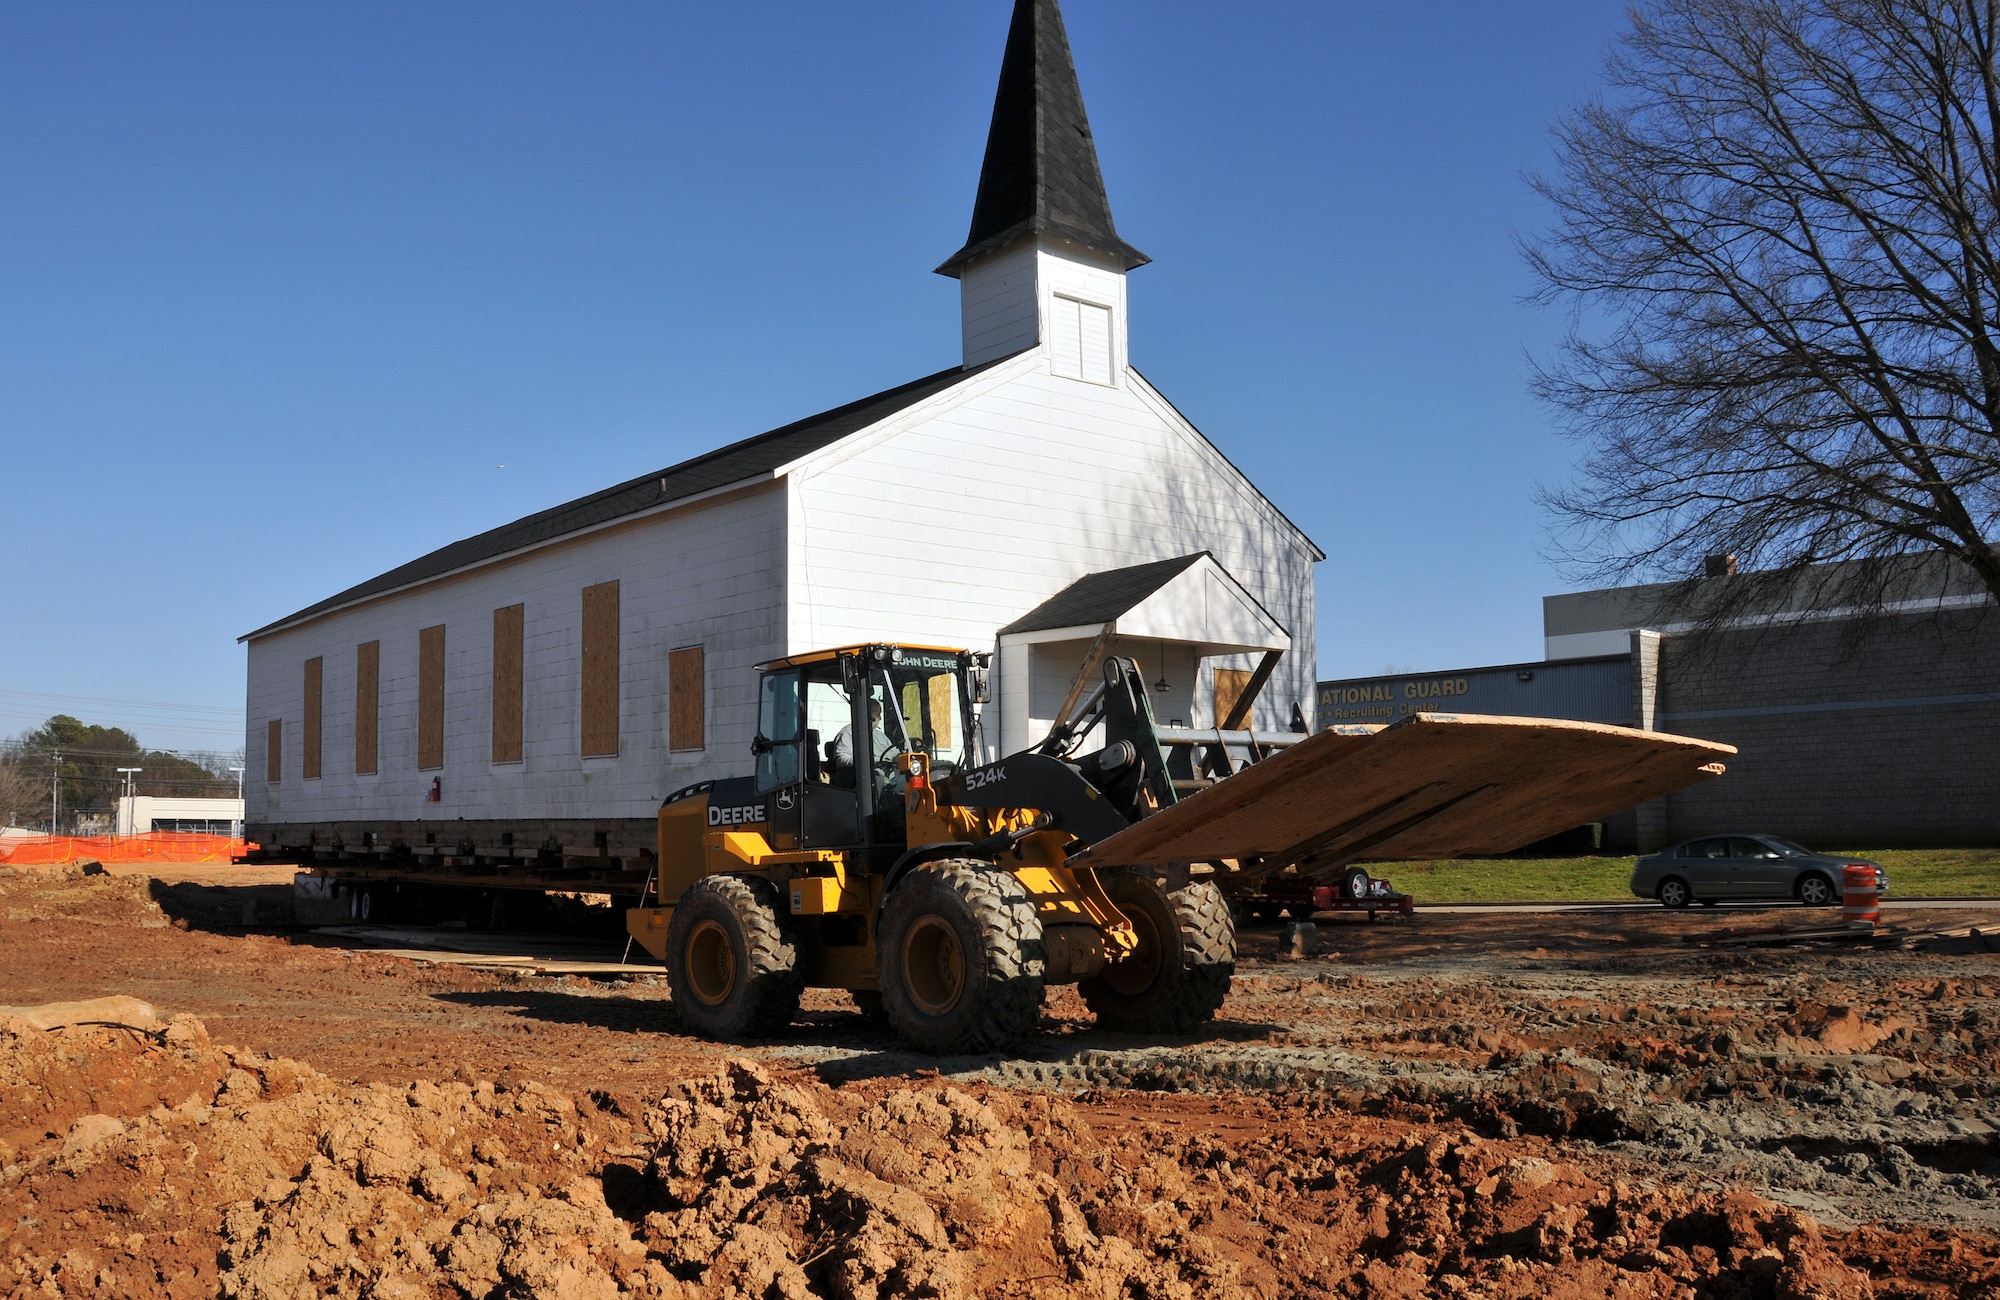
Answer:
[114,796,245,837]
[239,0,1321,861]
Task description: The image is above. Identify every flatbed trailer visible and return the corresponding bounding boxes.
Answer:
[1226,874,1415,923]
[290,859,654,928]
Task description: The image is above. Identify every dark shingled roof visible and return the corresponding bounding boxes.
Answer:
[243,359,1005,641]
[999,553,1207,635]
[936,0,1148,277]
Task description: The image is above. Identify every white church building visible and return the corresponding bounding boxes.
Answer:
[241,0,1322,858]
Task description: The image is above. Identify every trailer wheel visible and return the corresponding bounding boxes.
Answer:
[877,859,1045,1054]
[1082,872,1235,1034]
[664,875,802,1040]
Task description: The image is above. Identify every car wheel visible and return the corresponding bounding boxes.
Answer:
[1657,877,1692,909]
[1796,873,1836,907]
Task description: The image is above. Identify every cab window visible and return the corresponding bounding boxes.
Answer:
[756,672,801,790]
[886,664,966,767]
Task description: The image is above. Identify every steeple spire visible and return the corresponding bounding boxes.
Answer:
[936,0,1148,277]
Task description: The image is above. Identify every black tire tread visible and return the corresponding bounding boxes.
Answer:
[668,874,803,1039]
[880,858,1045,1054]
[1081,873,1235,1034]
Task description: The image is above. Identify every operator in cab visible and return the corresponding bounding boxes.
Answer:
[831,698,900,793]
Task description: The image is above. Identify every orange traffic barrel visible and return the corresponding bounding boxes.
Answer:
[1842,863,1880,927]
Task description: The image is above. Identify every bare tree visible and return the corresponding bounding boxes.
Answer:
[0,754,48,830]
[1528,0,2000,623]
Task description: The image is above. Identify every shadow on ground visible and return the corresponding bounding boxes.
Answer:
[147,879,298,932]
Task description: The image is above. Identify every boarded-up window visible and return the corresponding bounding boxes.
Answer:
[927,673,955,751]
[492,604,524,763]
[355,641,379,775]
[302,657,323,780]
[418,624,445,771]
[1214,668,1254,730]
[669,645,705,751]
[266,719,282,784]
[1049,295,1114,385]
[581,582,620,757]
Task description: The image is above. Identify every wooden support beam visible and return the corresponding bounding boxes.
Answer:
[1220,648,1284,731]
[1051,621,1118,730]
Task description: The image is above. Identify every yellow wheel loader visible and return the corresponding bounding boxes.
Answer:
[626,642,1733,1054]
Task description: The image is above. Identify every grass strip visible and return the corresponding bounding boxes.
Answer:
[1359,847,2000,905]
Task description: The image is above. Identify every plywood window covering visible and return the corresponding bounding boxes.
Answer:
[580,582,620,757]
[266,719,282,784]
[927,672,955,751]
[492,604,524,764]
[669,645,705,751]
[1214,668,1254,730]
[301,657,323,780]
[417,624,446,771]
[354,641,379,775]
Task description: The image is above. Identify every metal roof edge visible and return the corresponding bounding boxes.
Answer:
[236,472,778,643]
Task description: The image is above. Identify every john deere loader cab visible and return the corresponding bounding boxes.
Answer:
[750,645,975,857]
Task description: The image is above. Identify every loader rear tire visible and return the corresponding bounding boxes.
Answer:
[877,859,1045,1055]
[665,875,802,1040]
[1082,872,1235,1034]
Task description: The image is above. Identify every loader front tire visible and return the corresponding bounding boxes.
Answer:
[665,875,802,1040]
[1082,872,1235,1034]
[878,859,1045,1055]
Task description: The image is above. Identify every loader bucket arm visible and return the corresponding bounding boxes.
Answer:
[1079,712,1735,880]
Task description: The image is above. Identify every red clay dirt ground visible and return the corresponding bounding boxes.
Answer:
[3,862,1998,1297]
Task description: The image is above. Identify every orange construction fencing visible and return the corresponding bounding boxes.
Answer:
[0,833,255,865]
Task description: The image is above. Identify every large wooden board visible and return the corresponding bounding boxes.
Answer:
[1085,713,1734,876]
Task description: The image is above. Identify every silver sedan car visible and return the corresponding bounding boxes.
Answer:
[1631,835,1888,908]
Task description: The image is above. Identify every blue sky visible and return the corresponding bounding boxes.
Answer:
[1,2,1630,753]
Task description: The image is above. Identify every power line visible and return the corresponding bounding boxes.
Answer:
[0,689,242,717]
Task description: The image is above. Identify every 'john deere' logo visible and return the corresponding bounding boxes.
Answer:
[775,789,797,812]
[708,803,766,826]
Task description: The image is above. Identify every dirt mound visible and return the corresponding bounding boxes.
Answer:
[7,1007,1994,1298]
[0,864,168,928]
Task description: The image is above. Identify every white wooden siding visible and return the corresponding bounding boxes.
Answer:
[1077,300,1113,385]
[1028,636,1200,733]
[960,241,1041,367]
[1048,296,1083,381]
[959,240,1129,381]
[785,350,1317,757]
[244,482,786,827]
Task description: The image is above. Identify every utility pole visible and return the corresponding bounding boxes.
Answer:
[49,751,59,836]
[116,767,143,837]
[229,766,245,839]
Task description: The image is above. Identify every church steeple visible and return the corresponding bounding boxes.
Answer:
[937,0,1148,277]
[943,0,1146,374]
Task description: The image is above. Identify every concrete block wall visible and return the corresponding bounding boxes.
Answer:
[1652,608,2000,847]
